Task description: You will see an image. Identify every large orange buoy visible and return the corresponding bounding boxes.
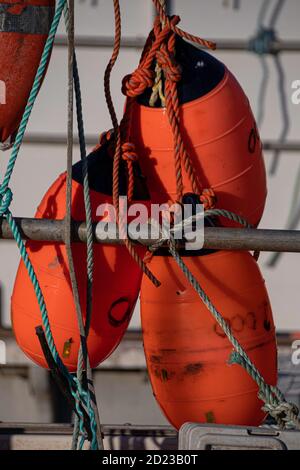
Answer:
[141,250,277,429]
[0,1,55,148]
[130,38,267,227]
[11,142,149,371]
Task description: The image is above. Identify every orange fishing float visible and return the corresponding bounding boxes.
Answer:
[11,142,149,371]
[140,250,277,429]
[129,38,267,226]
[0,0,54,148]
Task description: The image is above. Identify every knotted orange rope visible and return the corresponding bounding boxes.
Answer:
[104,0,161,287]
[122,9,217,207]
[105,0,217,286]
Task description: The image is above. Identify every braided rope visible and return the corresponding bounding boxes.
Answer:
[1,2,64,193]
[122,12,215,207]
[149,0,167,107]
[72,52,101,451]
[104,0,160,287]
[167,236,300,429]
[6,212,95,423]
[0,0,99,449]
[152,0,216,50]
[147,207,256,254]
[64,2,100,450]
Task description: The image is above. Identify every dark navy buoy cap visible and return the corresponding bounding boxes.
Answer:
[138,36,225,107]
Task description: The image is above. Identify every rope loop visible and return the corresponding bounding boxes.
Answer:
[99,128,114,146]
[122,142,138,162]
[122,68,155,98]
[121,6,216,204]
[122,15,181,98]
[156,46,182,83]
[0,186,13,217]
[261,398,299,426]
[152,1,216,51]
[200,188,217,210]
[152,14,181,49]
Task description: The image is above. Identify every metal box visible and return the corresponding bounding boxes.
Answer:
[179,423,300,450]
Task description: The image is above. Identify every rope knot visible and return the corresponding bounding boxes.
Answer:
[99,128,114,146]
[153,13,181,37]
[122,142,138,162]
[156,47,182,83]
[122,68,155,98]
[261,398,300,427]
[0,187,13,216]
[200,188,217,210]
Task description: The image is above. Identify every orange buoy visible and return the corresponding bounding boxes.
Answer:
[141,250,277,429]
[11,142,149,371]
[130,38,267,227]
[0,1,55,148]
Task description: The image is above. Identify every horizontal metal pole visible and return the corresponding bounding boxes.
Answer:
[213,39,300,53]
[23,133,98,147]
[0,422,177,438]
[54,35,300,53]
[55,35,146,49]
[262,141,300,153]
[0,325,295,346]
[1,217,300,253]
[22,134,300,153]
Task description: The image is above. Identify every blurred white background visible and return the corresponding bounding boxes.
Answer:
[0,0,300,332]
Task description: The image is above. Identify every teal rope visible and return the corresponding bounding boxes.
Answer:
[0,0,97,447]
[0,0,65,372]
[150,208,299,428]
[6,214,93,422]
[167,235,300,429]
[204,208,253,228]
[1,0,66,194]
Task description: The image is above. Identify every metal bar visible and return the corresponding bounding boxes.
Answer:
[0,422,177,438]
[1,217,300,253]
[23,133,97,146]
[22,134,300,153]
[263,141,300,153]
[54,35,300,53]
[55,35,147,49]
[0,324,294,345]
[213,39,300,53]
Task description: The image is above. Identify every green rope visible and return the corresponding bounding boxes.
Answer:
[0,0,98,449]
[1,0,65,194]
[0,0,66,366]
[150,208,300,428]
[167,233,300,429]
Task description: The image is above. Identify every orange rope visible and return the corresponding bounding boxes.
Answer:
[104,1,217,286]
[104,0,160,287]
[122,12,216,208]
[152,0,216,51]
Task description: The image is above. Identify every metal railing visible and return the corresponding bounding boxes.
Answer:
[54,35,300,53]
[1,217,300,253]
